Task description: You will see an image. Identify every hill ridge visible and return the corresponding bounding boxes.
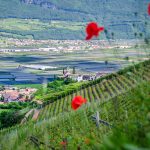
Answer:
[0,0,150,39]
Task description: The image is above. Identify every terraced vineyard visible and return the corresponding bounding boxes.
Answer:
[0,75,149,149]
[0,60,150,149]
[37,61,150,121]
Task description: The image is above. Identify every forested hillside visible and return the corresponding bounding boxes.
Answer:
[0,0,150,40]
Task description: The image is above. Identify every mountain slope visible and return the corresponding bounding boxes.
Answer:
[0,0,150,39]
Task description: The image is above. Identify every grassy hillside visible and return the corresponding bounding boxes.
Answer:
[0,18,86,40]
[0,73,149,149]
[0,0,150,39]
[35,60,150,122]
[0,60,149,149]
[35,59,150,103]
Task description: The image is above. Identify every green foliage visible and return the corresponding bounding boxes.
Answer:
[0,0,149,39]
[35,59,149,125]
[0,102,30,110]
[15,83,42,89]
[64,78,76,85]
[47,78,75,89]
[35,78,79,102]
[0,0,91,22]
[0,110,23,129]
[0,81,150,149]
[47,79,64,90]
[100,83,150,150]
[0,60,149,149]
[0,85,5,91]
[0,18,86,40]
[144,38,150,45]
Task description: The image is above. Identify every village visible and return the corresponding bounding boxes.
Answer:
[0,39,140,53]
[59,67,108,82]
[0,86,37,104]
[0,66,108,104]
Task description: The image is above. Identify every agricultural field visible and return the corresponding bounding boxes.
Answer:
[0,19,84,32]
[0,40,149,86]
[0,60,149,149]
[0,18,85,40]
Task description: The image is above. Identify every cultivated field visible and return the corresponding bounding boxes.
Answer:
[0,41,149,85]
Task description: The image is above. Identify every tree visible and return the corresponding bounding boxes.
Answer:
[104,29,110,40]
[72,67,76,74]
[144,38,149,45]
[134,12,138,17]
[0,111,23,129]
[64,78,74,85]
[105,60,108,65]
[25,95,29,101]
[54,74,57,79]
[111,32,114,39]
[104,29,108,34]
[145,22,148,26]
[124,56,129,61]
[0,95,4,101]
[132,23,136,27]
[63,68,65,74]
[0,85,5,91]
[139,33,143,38]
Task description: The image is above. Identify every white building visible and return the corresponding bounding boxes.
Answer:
[77,75,95,82]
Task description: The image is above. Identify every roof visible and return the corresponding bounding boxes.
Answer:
[2,91,19,100]
[83,75,91,80]
[0,88,37,102]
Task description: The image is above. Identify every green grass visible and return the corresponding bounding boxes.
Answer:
[0,60,149,149]
[15,84,42,89]
[0,80,149,149]
[0,18,86,40]
[0,109,10,113]
[0,18,84,31]
[0,31,33,39]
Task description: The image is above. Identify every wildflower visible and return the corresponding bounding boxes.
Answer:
[71,96,87,110]
[60,141,67,146]
[84,138,90,145]
[85,22,104,40]
[148,3,150,15]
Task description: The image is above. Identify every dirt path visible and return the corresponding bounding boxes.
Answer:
[32,109,41,121]
[20,109,34,124]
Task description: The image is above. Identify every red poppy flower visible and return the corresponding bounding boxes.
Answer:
[71,96,87,110]
[148,3,150,16]
[85,22,104,40]
[60,141,67,146]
